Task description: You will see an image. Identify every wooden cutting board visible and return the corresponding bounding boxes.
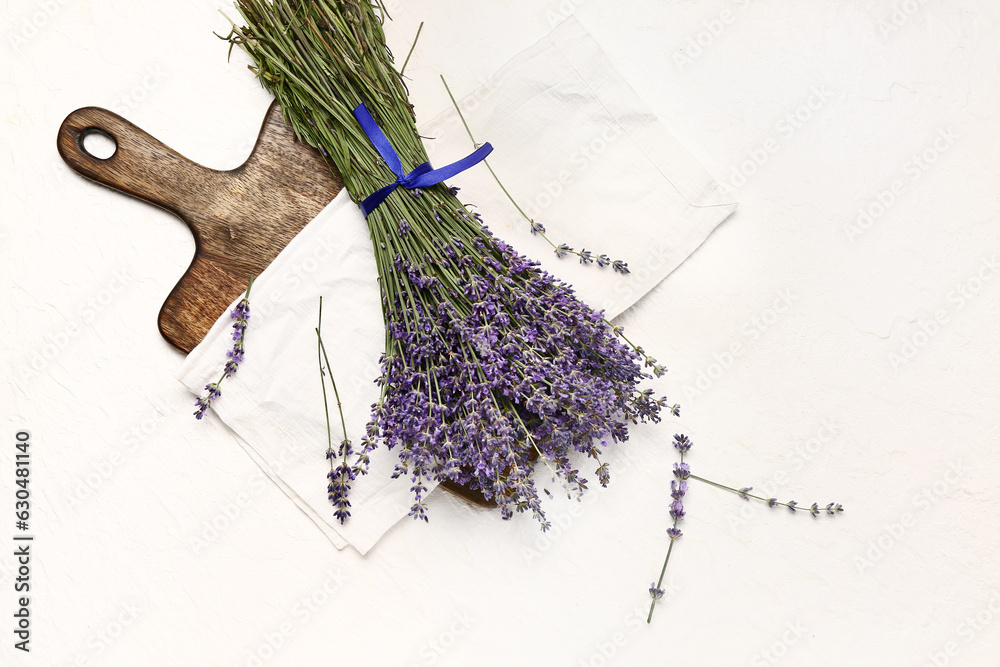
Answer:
[56,102,343,353]
[55,102,490,507]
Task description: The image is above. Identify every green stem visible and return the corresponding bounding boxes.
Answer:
[202,275,255,403]
[687,474,842,515]
[316,297,336,469]
[399,21,423,77]
[316,324,350,444]
[648,449,684,624]
[647,535,675,623]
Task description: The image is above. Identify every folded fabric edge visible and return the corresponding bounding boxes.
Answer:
[548,16,739,211]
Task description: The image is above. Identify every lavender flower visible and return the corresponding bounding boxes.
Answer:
[194,278,253,420]
[684,474,844,519]
[595,462,611,487]
[439,75,632,278]
[648,584,665,601]
[649,434,692,623]
[316,298,359,525]
[361,226,667,529]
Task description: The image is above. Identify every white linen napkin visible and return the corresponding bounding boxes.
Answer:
[176,17,737,555]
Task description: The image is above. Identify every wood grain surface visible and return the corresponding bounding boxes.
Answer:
[56,102,490,507]
[57,102,344,353]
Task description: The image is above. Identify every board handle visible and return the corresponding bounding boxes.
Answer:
[56,107,226,218]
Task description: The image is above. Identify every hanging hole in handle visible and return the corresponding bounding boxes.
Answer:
[80,127,118,160]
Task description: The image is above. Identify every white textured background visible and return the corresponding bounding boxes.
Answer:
[3,1,999,666]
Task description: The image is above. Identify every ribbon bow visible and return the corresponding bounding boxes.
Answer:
[352,103,493,217]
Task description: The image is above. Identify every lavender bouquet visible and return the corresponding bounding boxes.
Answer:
[224,0,671,528]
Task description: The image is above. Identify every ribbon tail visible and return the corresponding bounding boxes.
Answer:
[352,103,404,178]
[408,143,494,189]
[360,182,400,218]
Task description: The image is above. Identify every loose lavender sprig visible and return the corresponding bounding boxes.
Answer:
[316,297,356,524]
[194,276,254,419]
[441,75,630,274]
[648,433,692,623]
[687,475,845,517]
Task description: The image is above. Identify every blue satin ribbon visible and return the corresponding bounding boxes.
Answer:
[352,103,493,217]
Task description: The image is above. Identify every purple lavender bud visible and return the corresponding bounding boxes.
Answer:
[595,462,610,487]
[194,281,251,420]
[579,249,593,265]
[672,434,692,453]
[787,500,798,512]
[810,503,820,516]
[767,498,778,508]
[612,259,629,274]
[555,243,572,258]
[669,499,685,520]
[670,479,687,500]
[673,462,690,480]
[738,487,752,501]
[666,526,682,540]
[530,220,545,235]
[409,502,429,522]
[649,583,665,600]
[448,185,460,196]
[597,254,610,267]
